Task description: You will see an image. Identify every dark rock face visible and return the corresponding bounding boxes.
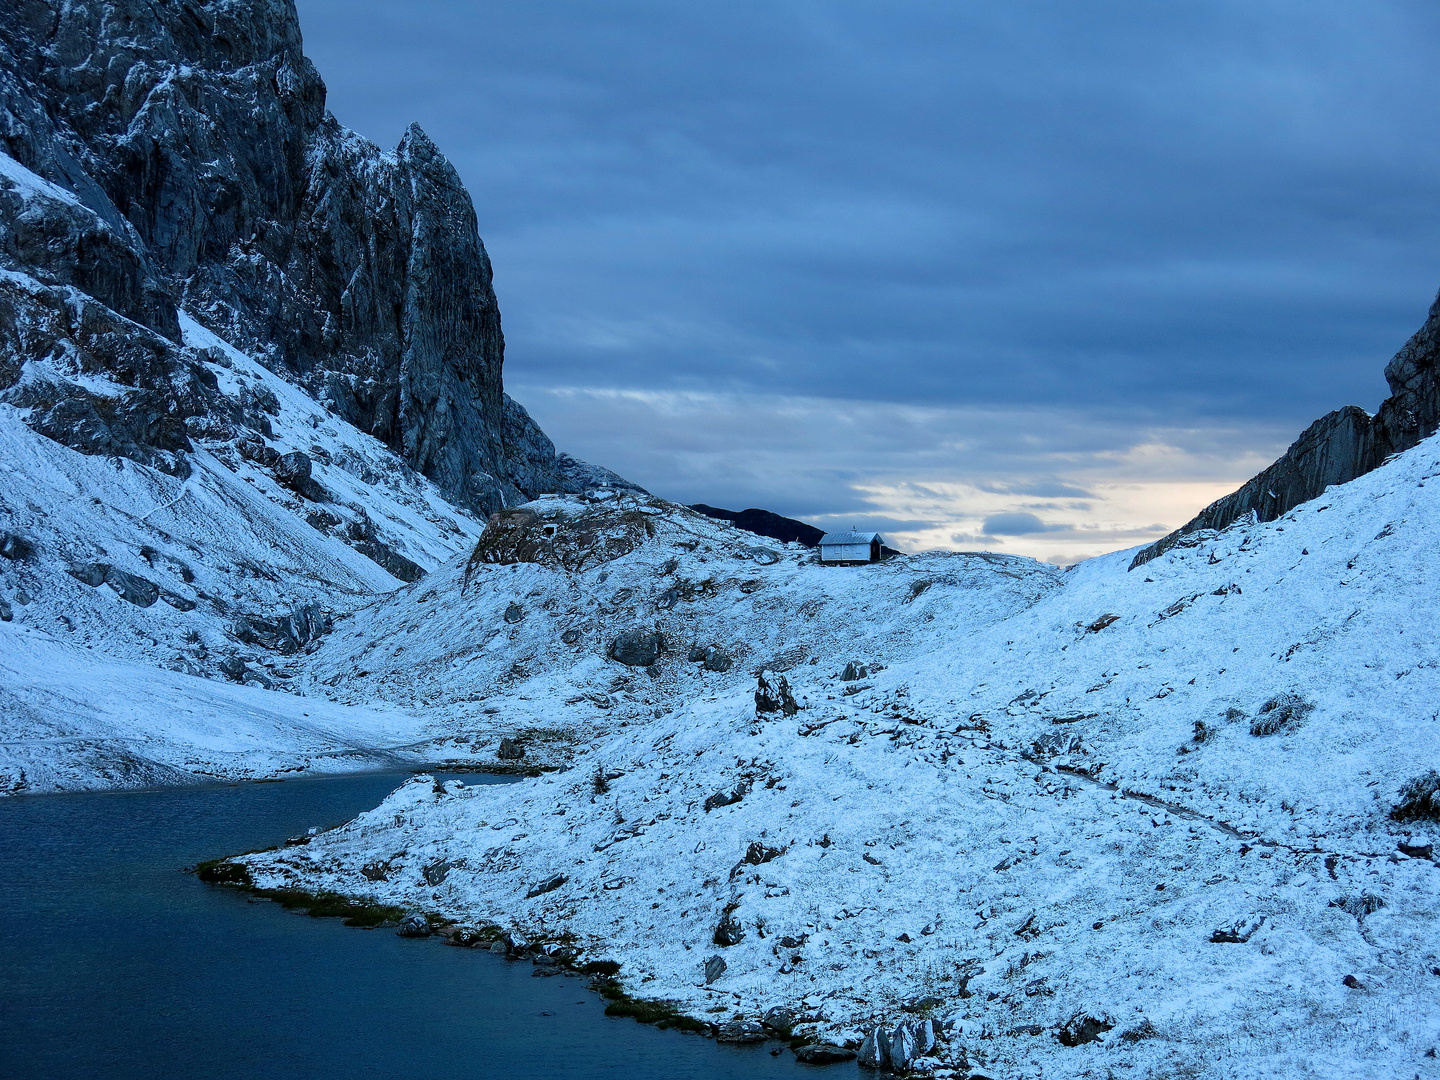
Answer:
[608,628,663,667]
[690,504,824,547]
[1133,291,1440,568]
[0,0,615,515]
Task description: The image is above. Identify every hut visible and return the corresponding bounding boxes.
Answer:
[818,531,885,565]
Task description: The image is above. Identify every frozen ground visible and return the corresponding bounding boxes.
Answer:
[233,437,1440,1078]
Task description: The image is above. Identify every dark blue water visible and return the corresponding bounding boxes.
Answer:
[0,772,827,1079]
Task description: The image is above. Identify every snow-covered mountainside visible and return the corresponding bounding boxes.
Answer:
[234,436,1440,1078]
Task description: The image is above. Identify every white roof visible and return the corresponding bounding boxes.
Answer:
[819,532,883,546]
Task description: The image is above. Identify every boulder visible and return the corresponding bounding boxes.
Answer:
[497,738,526,760]
[716,1019,769,1043]
[0,533,33,561]
[0,598,11,622]
[704,954,727,983]
[503,601,525,624]
[858,1026,890,1068]
[273,450,312,489]
[396,914,432,938]
[841,661,868,681]
[103,566,160,607]
[525,874,568,899]
[1056,1013,1114,1046]
[609,628,663,667]
[762,1006,796,1036]
[67,562,109,587]
[702,646,734,673]
[713,912,746,947]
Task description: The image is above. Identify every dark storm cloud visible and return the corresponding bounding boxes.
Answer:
[297,0,1440,429]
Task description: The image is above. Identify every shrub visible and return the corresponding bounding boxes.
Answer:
[591,765,610,795]
[1391,770,1440,822]
[1249,693,1314,737]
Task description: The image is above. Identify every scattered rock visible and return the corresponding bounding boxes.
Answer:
[704,786,746,812]
[497,737,526,760]
[717,1019,769,1043]
[159,590,197,611]
[1343,974,1364,989]
[609,628,663,667]
[755,673,799,716]
[840,661,869,681]
[702,646,733,673]
[396,914,432,937]
[525,874,568,899]
[713,911,746,947]
[704,954,727,983]
[1210,916,1265,943]
[273,450,313,494]
[1056,1013,1113,1046]
[793,1044,856,1065]
[104,566,160,607]
[66,562,109,587]
[1084,613,1120,633]
[1398,840,1434,859]
[762,1006,796,1035]
[503,601,525,624]
[0,533,33,561]
[422,859,457,886]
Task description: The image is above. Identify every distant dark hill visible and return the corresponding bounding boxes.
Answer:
[689,505,825,547]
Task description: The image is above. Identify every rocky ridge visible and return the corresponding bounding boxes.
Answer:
[1132,289,1440,567]
[0,0,591,515]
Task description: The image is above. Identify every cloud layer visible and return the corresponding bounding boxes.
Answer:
[296,0,1440,560]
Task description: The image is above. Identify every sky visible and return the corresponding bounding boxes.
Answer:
[294,0,1440,562]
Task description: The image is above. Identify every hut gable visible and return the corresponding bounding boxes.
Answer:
[818,531,885,564]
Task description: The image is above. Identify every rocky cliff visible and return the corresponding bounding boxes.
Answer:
[1131,289,1440,567]
[0,0,580,514]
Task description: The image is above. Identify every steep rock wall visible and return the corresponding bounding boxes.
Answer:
[0,0,576,513]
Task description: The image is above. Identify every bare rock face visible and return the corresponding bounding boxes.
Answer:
[1132,292,1440,568]
[0,0,620,515]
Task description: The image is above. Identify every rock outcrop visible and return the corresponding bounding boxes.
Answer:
[1132,290,1440,567]
[0,0,611,514]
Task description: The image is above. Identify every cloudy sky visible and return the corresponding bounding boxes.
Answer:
[296,0,1440,562]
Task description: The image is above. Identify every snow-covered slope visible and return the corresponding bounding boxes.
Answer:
[236,437,1440,1079]
[0,621,430,793]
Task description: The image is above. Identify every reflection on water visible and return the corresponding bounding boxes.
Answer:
[0,771,837,1079]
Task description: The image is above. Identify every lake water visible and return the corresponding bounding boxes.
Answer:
[0,771,845,1079]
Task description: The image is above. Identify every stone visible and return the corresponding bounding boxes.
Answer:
[840,661,868,681]
[858,1026,889,1068]
[609,628,663,667]
[716,1019,769,1043]
[422,859,457,886]
[761,1006,796,1036]
[396,914,432,937]
[889,1022,917,1070]
[1398,840,1434,858]
[273,450,312,491]
[688,645,708,662]
[103,566,160,607]
[702,646,733,673]
[704,786,745,812]
[713,912,745,947]
[525,874,568,899]
[489,940,508,955]
[703,954,727,983]
[793,1044,857,1065]
[1056,1013,1114,1047]
[1210,916,1265,943]
[66,562,109,587]
[159,590,197,611]
[561,628,583,645]
[497,738,526,760]
[0,533,33,561]
[0,598,11,622]
[503,601,525,624]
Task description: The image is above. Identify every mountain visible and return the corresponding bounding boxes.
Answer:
[688,503,826,547]
[0,0,595,514]
[1130,289,1440,567]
